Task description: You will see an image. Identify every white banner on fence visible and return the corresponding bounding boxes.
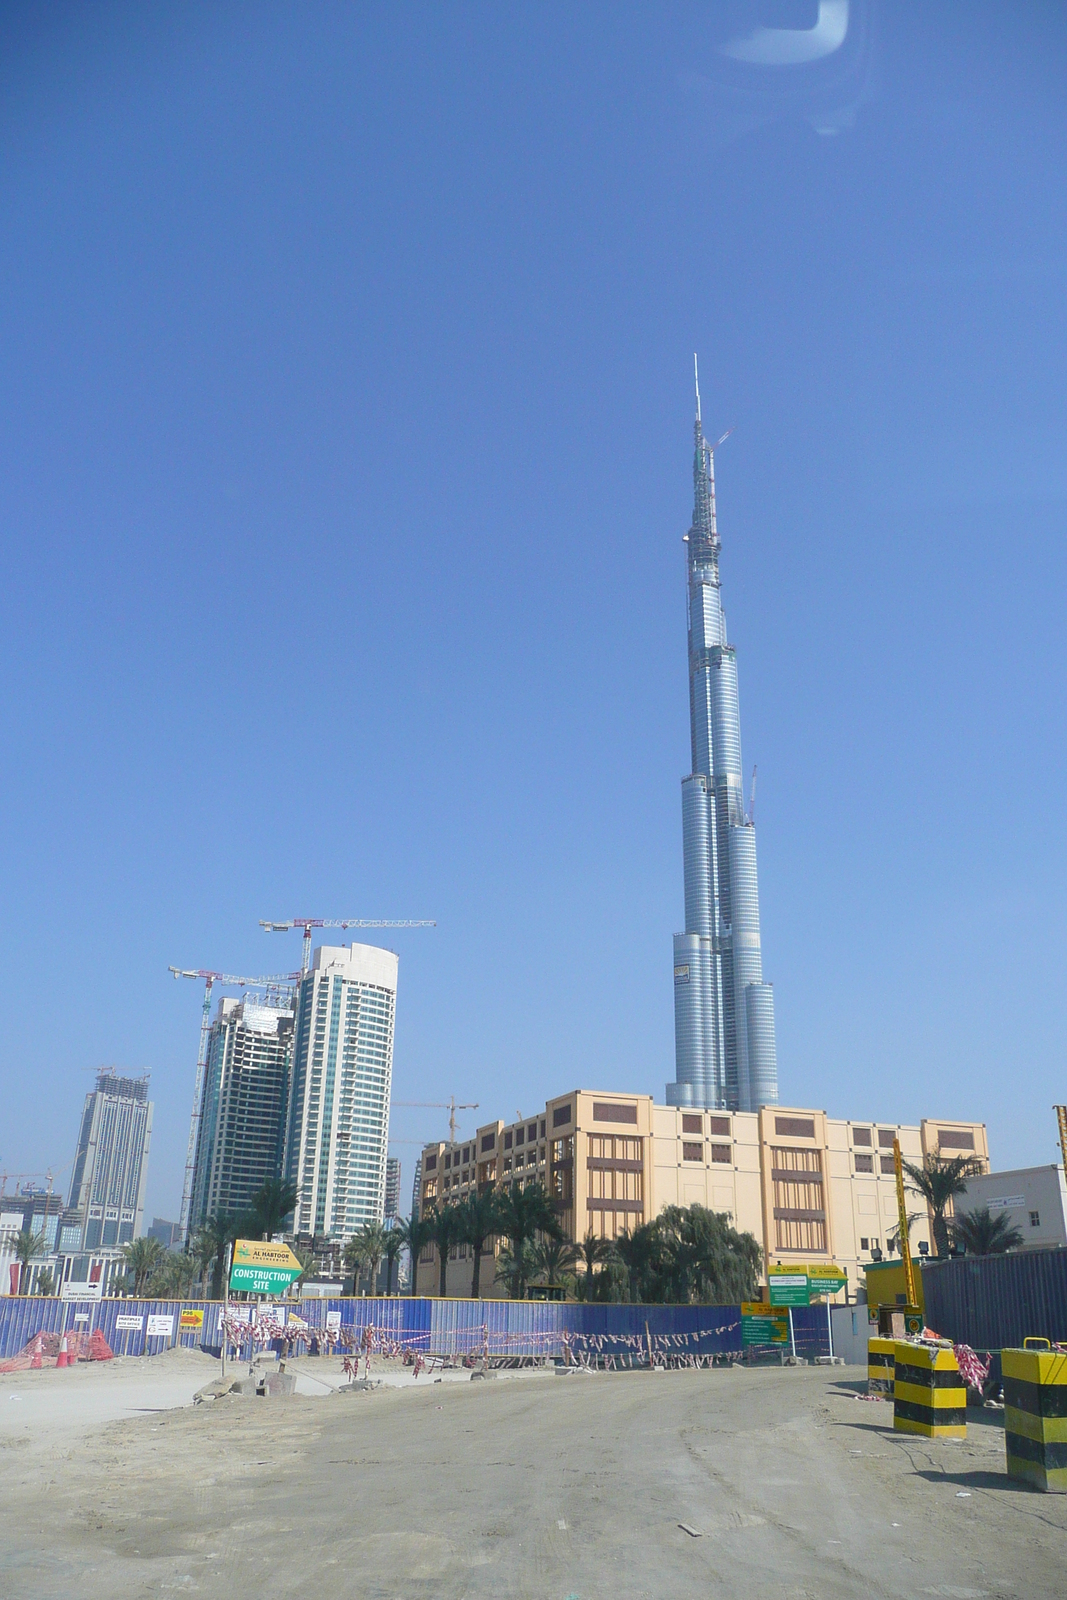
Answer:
[61,1282,103,1301]
[115,1315,144,1331]
[325,1310,341,1333]
[146,1314,174,1338]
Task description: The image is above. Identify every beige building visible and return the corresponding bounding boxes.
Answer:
[414,1091,988,1300]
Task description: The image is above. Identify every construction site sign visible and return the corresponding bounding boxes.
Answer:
[741,1302,790,1345]
[229,1239,303,1296]
[807,1263,847,1296]
[767,1269,810,1307]
[179,1308,205,1330]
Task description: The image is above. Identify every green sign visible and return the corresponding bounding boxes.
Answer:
[741,1302,789,1345]
[228,1239,303,1297]
[229,1263,301,1296]
[808,1264,847,1297]
[768,1272,810,1307]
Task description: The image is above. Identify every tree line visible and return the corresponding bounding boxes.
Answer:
[410,1183,764,1304]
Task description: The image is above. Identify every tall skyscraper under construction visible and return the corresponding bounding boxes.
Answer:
[667,367,779,1113]
[67,1071,153,1248]
[189,996,295,1232]
[284,943,397,1237]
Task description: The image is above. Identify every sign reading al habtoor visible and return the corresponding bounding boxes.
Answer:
[229,1239,303,1296]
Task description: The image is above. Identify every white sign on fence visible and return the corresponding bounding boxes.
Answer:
[115,1315,144,1331]
[325,1310,341,1333]
[146,1314,174,1339]
[61,1282,103,1301]
[227,1305,253,1324]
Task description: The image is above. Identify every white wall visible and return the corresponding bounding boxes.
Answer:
[955,1165,1067,1251]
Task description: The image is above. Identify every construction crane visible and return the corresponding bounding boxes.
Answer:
[892,1137,919,1310]
[0,1170,54,1202]
[170,966,300,1238]
[260,917,436,975]
[394,1097,479,1146]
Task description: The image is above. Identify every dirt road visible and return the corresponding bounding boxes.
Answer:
[1,1356,1063,1598]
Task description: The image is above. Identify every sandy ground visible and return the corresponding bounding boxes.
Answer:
[1,1354,1065,1599]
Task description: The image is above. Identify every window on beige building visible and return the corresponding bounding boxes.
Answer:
[710,1144,731,1164]
[852,1127,872,1147]
[938,1129,975,1150]
[682,1114,702,1134]
[880,1155,896,1175]
[878,1129,895,1147]
[682,1142,703,1162]
[854,1153,874,1173]
[770,1145,826,1253]
[709,1116,731,1136]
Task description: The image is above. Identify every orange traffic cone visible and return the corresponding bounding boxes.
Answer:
[30,1334,43,1369]
[56,1335,69,1369]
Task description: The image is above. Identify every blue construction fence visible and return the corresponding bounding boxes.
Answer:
[0,1294,837,1365]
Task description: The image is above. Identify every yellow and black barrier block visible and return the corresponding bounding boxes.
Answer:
[893,1342,966,1439]
[1003,1345,1067,1492]
[868,1336,895,1395]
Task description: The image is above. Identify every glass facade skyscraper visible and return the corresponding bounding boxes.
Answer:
[284,943,397,1237]
[67,1071,153,1248]
[189,996,295,1231]
[667,378,779,1113]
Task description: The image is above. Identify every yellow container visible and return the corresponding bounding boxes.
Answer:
[1002,1346,1067,1493]
[868,1336,895,1395]
[893,1342,966,1439]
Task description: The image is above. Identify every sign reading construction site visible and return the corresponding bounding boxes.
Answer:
[229,1239,303,1296]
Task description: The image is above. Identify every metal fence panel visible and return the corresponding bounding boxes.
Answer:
[921,1250,1067,1351]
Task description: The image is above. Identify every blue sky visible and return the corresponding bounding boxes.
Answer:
[1,3,1065,1219]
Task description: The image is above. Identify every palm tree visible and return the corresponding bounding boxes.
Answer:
[200,1211,244,1299]
[574,1230,613,1300]
[344,1222,387,1294]
[11,1229,46,1295]
[382,1223,404,1295]
[494,1183,562,1300]
[952,1206,1024,1256]
[457,1189,503,1299]
[530,1235,579,1295]
[121,1234,165,1296]
[247,1177,298,1241]
[613,1223,657,1303]
[903,1153,983,1257]
[430,1204,464,1297]
[188,1227,218,1294]
[35,1267,55,1296]
[150,1250,200,1298]
[396,1213,435,1296]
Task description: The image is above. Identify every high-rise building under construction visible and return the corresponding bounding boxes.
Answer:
[67,1071,153,1248]
[284,943,397,1236]
[667,370,779,1113]
[189,996,295,1232]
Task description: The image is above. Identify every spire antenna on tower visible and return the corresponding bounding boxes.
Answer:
[694,352,701,422]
